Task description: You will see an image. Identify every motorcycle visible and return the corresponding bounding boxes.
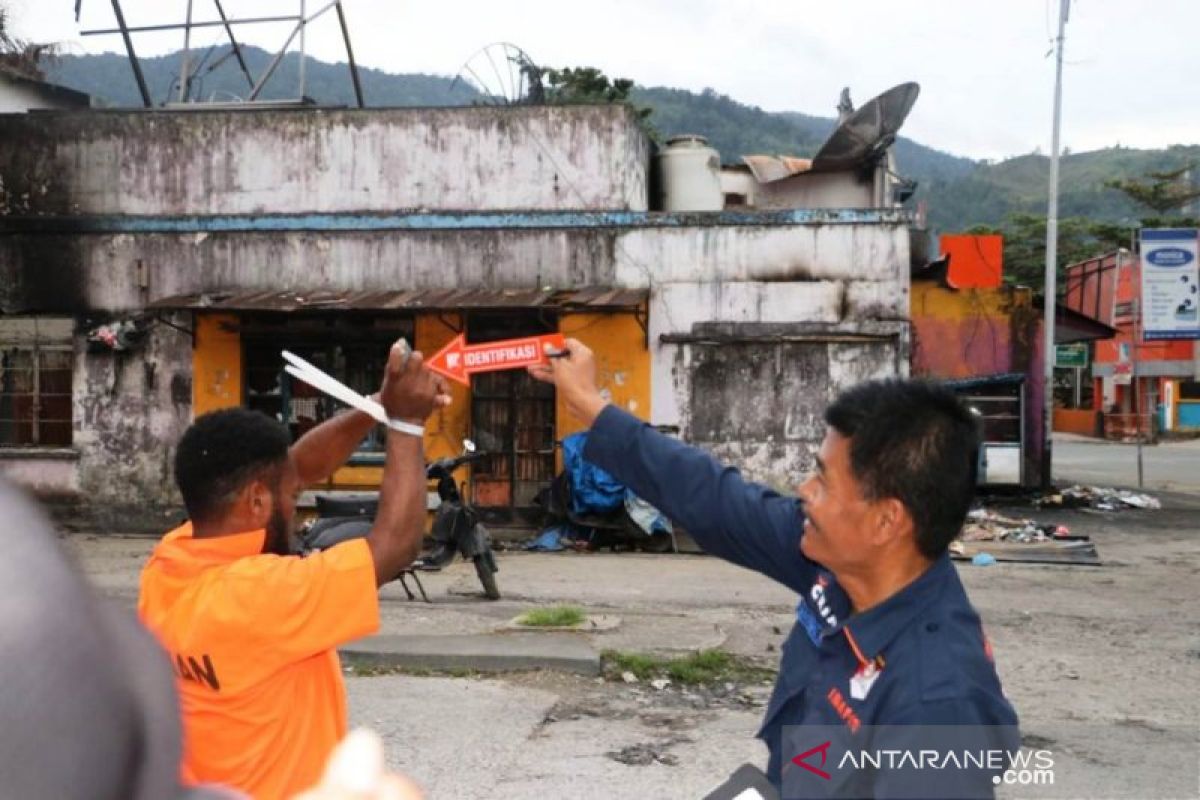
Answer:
[299,440,500,601]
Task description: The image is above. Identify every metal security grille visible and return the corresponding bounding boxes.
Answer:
[0,319,73,448]
[241,314,413,456]
[468,313,556,524]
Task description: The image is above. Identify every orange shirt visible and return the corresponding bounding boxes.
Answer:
[138,523,380,800]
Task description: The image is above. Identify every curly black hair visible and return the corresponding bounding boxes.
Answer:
[825,379,980,559]
[173,408,291,525]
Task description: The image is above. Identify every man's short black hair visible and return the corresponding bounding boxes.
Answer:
[174,408,291,524]
[824,379,980,558]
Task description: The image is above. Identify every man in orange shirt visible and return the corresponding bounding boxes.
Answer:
[139,341,447,800]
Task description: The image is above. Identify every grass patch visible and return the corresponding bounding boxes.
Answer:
[602,649,776,686]
[516,605,587,628]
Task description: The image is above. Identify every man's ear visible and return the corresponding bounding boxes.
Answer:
[870,497,913,546]
[244,480,273,526]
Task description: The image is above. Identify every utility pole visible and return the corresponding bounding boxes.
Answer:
[1132,295,1144,488]
[1042,0,1070,490]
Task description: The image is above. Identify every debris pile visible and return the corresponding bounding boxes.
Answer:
[959,509,1076,543]
[1036,485,1161,511]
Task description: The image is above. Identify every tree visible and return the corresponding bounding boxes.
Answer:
[973,213,1130,290]
[0,6,56,79]
[538,66,657,140]
[1105,164,1200,214]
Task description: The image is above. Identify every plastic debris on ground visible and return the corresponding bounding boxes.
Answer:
[524,526,567,552]
[953,506,1101,566]
[1036,484,1162,511]
[960,508,1077,544]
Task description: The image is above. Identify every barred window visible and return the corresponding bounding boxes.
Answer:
[0,318,74,448]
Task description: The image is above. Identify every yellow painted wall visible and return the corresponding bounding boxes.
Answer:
[415,313,472,462]
[192,313,242,416]
[556,311,650,469]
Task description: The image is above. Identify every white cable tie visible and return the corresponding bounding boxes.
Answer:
[386,418,425,437]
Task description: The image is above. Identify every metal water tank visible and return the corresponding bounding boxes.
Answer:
[654,135,723,211]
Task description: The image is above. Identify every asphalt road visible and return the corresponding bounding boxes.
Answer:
[1052,436,1200,493]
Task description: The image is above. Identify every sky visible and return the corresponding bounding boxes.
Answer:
[9,0,1200,160]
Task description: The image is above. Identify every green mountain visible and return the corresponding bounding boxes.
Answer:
[44,46,476,107]
[44,47,1199,235]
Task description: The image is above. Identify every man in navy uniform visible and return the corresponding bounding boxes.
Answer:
[530,339,1019,797]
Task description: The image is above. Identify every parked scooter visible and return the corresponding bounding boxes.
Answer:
[299,440,500,601]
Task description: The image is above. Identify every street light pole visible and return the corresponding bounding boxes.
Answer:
[1042,0,1071,490]
[1132,295,1145,488]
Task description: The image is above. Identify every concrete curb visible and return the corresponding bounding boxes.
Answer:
[340,633,601,676]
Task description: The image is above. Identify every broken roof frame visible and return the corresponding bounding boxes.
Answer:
[149,286,651,346]
[78,0,364,109]
[148,287,648,313]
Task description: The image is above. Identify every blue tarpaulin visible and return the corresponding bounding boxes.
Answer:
[562,432,625,514]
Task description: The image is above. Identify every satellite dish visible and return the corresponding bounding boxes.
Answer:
[811,82,920,172]
[451,43,544,105]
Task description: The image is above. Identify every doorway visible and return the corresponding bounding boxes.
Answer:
[467,311,557,525]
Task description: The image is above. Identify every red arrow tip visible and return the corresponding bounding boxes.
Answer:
[427,334,470,386]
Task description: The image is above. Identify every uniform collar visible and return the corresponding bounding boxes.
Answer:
[837,551,954,665]
[154,522,267,569]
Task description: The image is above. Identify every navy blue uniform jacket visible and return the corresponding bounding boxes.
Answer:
[585,406,1019,795]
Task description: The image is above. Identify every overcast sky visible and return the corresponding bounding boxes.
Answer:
[9,0,1199,160]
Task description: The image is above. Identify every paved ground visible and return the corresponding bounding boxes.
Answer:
[1053,434,1200,493]
[64,485,1200,799]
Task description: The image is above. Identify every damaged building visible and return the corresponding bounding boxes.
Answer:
[0,93,916,529]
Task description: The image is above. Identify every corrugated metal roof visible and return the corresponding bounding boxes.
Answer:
[741,155,813,183]
[147,287,647,312]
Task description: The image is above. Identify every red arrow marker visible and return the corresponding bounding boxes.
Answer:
[426,333,567,386]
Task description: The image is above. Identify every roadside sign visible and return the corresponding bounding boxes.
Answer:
[426,333,566,386]
[1140,228,1200,340]
[1054,343,1088,368]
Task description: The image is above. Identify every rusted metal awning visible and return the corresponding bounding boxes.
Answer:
[148,287,647,312]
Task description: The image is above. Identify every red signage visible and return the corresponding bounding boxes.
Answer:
[426,333,566,386]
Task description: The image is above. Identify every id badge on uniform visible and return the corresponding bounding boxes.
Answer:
[701,763,781,800]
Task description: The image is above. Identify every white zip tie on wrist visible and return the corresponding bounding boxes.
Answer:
[387,418,425,437]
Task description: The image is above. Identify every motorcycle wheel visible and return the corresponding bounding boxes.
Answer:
[473,553,500,600]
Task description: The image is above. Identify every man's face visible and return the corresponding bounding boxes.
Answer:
[797,430,878,575]
[262,460,301,557]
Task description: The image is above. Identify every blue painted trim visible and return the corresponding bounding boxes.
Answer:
[1140,228,1198,241]
[1,208,913,234]
[1144,330,1200,340]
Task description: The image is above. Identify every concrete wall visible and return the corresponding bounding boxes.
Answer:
[0,105,651,215]
[752,170,876,210]
[71,324,193,528]
[2,218,910,314]
[669,330,906,491]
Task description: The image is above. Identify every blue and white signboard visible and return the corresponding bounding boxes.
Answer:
[1140,228,1200,340]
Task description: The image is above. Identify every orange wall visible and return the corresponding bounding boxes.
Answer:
[192,313,242,416]
[942,234,1003,289]
[910,282,1036,378]
[416,312,472,477]
[1053,408,1099,436]
[555,311,651,468]
[1094,322,1194,364]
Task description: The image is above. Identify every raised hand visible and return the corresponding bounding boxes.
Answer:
[527,337,609,426]
[379,339,451,425]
